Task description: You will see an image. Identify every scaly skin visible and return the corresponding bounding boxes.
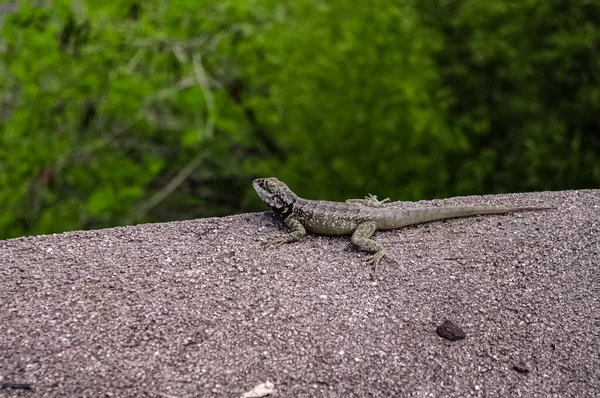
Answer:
[253,177,553,272]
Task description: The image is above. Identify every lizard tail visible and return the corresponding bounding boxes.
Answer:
[377,205,553,230]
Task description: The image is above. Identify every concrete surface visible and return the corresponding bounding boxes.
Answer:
[1,189,599,397]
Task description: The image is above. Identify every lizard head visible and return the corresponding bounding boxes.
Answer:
[253,177,298,213]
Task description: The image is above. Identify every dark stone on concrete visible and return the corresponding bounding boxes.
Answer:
[436,320,466,341]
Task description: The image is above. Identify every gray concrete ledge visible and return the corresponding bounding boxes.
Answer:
[1,189,599,397]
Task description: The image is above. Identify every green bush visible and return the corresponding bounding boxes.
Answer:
[1,0,597,239]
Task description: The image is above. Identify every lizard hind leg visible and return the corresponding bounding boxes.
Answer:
[346,194,390,208]
[351,221,388,272]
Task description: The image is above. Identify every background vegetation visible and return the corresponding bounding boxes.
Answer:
[1,0,598,239]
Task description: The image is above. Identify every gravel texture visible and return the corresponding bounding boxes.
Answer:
[1,189,599,397]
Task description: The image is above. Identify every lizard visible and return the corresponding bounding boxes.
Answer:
[253,177,553,272]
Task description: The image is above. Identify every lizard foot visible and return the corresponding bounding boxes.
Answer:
[365,250,397,279]
[346,194,390,208]
[366,250,387,272]
[263,236,290,247]
[365,193,390,207]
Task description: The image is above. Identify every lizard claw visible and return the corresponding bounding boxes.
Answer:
[262,231,304,247]
[366,250,388,273]
[365,194,390,206]
[263,236,288,247]
[347,194,391,208]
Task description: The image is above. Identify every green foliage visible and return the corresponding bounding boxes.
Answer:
[416,0,600,193]
[236,0,458,201]
[0,0,598,239]
[0,0,253,238]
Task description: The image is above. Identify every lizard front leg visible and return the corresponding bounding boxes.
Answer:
[265,215,306,246]
[351,221,387,271]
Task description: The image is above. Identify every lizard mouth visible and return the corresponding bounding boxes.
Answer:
[252,178,276,204]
